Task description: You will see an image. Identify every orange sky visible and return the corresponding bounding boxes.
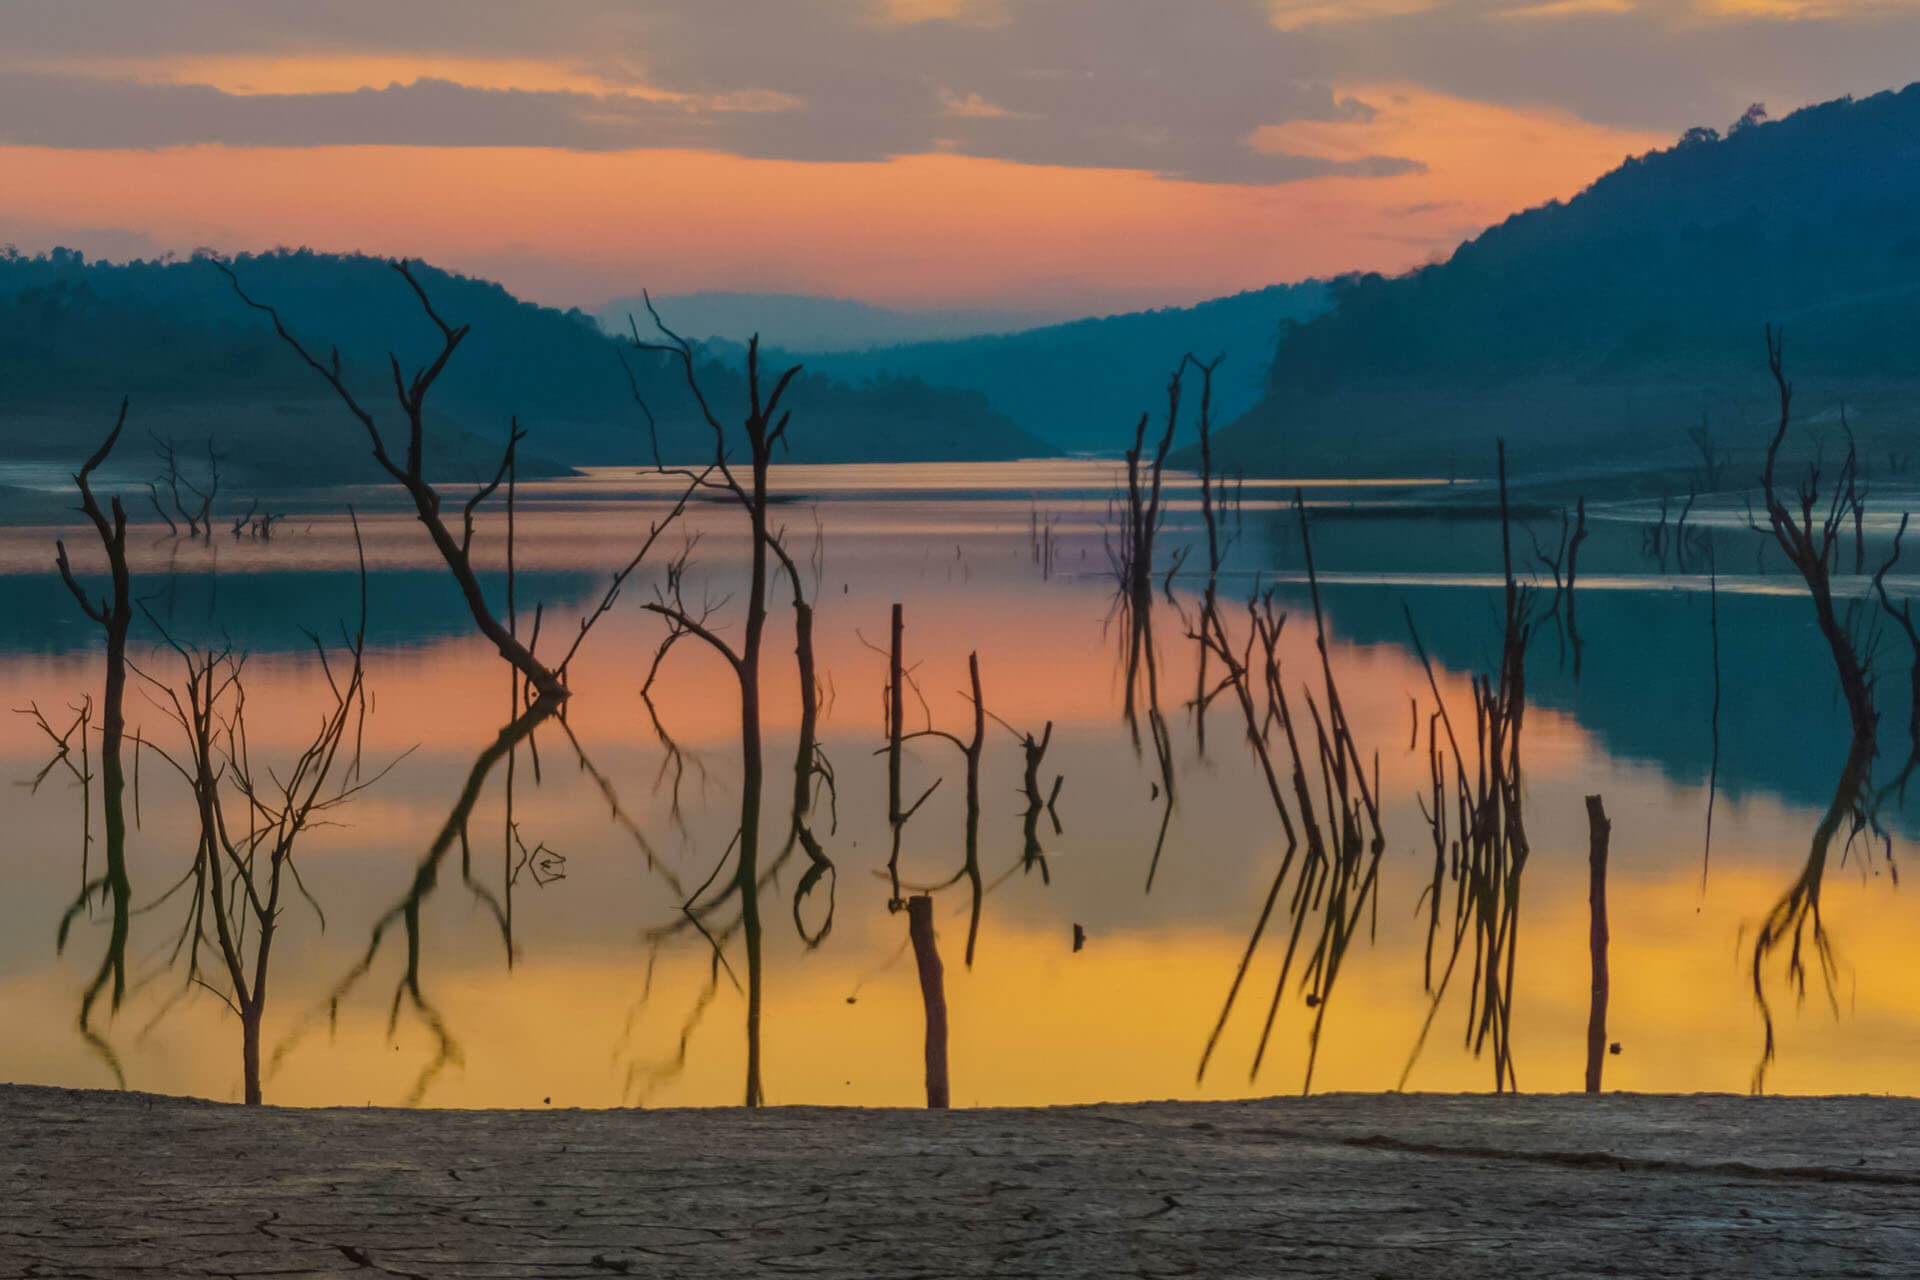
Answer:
[1,2,1910,310]
[0,86,1666,313]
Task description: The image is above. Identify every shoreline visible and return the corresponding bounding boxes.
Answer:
[8,1083,1918,1276]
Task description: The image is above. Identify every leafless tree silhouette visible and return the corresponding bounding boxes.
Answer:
[220,258,567,699]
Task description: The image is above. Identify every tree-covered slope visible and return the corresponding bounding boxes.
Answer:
[1199,85,1920,480]
[0,249,1052,487]
[771,282,1328,454]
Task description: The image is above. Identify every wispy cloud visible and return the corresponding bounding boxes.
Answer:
[1268,0,1440,31]
[1491,0,1638,20]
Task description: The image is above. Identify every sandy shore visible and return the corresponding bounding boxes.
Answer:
[5,1084,1918,1277]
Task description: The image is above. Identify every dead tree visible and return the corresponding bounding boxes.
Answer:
[147,434,219,537]
[1688,412,1729,492]
[1756,328,1875,745]
[625,304,819,1108]
[1564,496,1590,673]
[1748,327,1882,1091]
[220,259,566,700]
[135,520,385,1104]
[1110,364,1183,737]
[51,401,135,1071]
[1182,355,1229,755]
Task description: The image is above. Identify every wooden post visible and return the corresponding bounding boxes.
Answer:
[906,894,950,1109]
[1585,794,1611,1094]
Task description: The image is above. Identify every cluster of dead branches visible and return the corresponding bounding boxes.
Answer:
[1192,491,1387,1094]
[130,517,391,1105]
[1399,441,1535,1093]
[145,433,219,538]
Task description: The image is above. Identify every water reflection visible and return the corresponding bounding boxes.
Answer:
[9,452,1920,1106]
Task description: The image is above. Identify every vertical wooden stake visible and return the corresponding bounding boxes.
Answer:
[1585,793,1611,1094]
[888,604,905,824]
[906,894,950,1109]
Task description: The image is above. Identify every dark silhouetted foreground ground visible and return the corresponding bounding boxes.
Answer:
[5,1084,1918,1277]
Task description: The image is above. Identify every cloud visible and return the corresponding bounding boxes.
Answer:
[0,0,1914,186]
[0,48,1421,184]
[1490,0,1639,19]
[1267,0,1440,31]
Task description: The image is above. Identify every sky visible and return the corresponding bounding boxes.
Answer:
[1,0,1915,315]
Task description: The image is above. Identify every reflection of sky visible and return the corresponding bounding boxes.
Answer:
[4,462,1913,1106]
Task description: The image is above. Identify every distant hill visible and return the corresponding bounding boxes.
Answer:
[776,283,1329,454]
[0,249,1052,492]
[595,291,1058,353]
[1196,84,1920,482]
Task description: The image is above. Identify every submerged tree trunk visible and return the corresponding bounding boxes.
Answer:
[906,895,949,1109]
[241,1005,263,1107]
[1585,795,1611,1094]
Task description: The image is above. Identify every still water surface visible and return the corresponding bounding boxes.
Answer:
[5,460,1919,1106]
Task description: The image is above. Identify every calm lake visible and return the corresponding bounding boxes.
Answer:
[6,459,1919,1107]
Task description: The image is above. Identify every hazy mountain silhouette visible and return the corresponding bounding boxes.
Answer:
[0,248,1052,489]
[595,291,1061,353]
[768,282,1328,454]
[1193,84,1920,482]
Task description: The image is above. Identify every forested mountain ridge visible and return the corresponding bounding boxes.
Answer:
[772,281,1328,454]
[0,249,1051,489]
[1198,84,1920,480]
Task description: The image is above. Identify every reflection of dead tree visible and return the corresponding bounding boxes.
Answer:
[1748,328,1882,1092]
[135,519,385,1105]
[1194,491,1386,1094]
[899,653,988,967]
[1749,738,1875,1094]
[1703,540,1723,885]
[508,825,567,887]
[625,306,821,1108]
[881,603,941,907]
[147,433,219,538]
[220,259,567,700]
[304,695,559,1106]
[1872,513,1920,789]
[1011,720,1062,882]
[1401,442,1533,1094]
[50,402,135,1079]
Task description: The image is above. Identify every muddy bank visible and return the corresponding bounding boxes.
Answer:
[5,1085,1918,1277]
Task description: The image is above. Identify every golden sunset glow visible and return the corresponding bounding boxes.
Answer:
[0,122,1664,311]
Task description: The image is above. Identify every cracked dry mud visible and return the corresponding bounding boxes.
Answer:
[5,1085,1919,1277]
